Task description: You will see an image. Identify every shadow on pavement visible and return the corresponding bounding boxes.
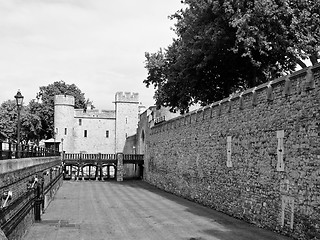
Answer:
[113,180,292,240]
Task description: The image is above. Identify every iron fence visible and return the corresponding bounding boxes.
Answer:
[0,141,60,160]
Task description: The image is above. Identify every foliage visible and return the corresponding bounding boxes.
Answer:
[24,100,44,143]
[144,0,320,113]
[0,100,18,140]
[0,81,88,144]
[36,80,87,139]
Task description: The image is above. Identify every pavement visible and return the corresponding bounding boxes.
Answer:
[23,180,292,240]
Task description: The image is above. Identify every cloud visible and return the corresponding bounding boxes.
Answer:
[0,0,181,109]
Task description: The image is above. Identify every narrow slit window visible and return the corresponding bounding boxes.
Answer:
[79,119,82,126]
[64,128,67,135]
[106,130,109,138]
[84,130,87,137]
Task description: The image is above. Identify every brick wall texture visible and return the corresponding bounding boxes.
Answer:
[145,64,320,240]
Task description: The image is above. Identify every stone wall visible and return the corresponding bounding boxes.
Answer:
[122,135,140,179]
[123,135,136,154]
[115,92,140,153]
[0,156,62,240]
[73,116,116,154]
[55,92,140,154]
[144,64,320,239]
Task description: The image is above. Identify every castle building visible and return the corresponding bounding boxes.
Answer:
[54,92,140,154]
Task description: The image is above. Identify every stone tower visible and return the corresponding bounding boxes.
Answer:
[115,92,139,153]
[54,95,75,153]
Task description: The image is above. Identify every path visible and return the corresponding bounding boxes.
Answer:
[23,181,292,240]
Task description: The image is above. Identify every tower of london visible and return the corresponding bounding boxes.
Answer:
[54,92,140,154]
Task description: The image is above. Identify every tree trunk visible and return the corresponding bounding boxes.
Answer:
[310,53,319,66]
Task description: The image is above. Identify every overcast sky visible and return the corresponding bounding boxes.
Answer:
[0,0,182,110]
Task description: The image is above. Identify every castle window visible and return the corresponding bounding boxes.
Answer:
[125,117,128,124]
[64,128,67,135]
[84,130,87,137]
[79,119,82,126]
[106,130,109,138]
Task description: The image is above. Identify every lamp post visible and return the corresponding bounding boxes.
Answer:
[14,90,24,158]
[53,129,56,154]
[61,138,64,160]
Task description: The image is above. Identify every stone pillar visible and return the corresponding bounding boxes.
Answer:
[116,153,123,182]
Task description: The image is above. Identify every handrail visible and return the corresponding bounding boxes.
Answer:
[63,153,117,161]
[63,153,144,161]
[0,141,60,160]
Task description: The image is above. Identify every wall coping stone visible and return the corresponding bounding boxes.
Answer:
[152,63,320,129]
[0,156,61,174]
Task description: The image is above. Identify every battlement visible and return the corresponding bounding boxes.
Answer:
[115,92,139,103]
[150,63,320,132]
[54,95,75,107]
[74,109,116,119]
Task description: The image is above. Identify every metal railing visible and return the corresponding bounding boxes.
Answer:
[154,116,166,125]
[0,141,60,160]
[123,154,144,161]
[63,153,144,161]
[63,153,144,163]
[63,153,117,161]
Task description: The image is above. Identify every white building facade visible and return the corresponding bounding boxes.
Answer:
[54,92,139,154]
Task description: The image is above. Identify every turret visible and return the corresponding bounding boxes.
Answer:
[115,92,139,153]
[54,95,75,153]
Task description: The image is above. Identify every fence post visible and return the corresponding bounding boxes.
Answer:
[116,153,124,182]
[0,141,2,160]
[32,145,35,157]
[22,144,25,158]
[8,142,12,159]
[26,145,30,157]
[35,146,39,157]
[14,143,18,158]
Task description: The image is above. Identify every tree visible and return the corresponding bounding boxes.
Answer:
[0,81,88,144]
[229,0,319,68]
[0,100,18,141]
[0,100,42,144]
[23,100,43,144]
[35,80,87,139]
[144,0,320,113]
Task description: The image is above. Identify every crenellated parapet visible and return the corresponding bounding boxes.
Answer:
[54,95,75,107]
[74,109,116,119]
[151,63,320,133]
[146,63,320,239]
[115,92,139,103]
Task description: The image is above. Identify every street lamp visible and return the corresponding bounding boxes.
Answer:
[14,90,24,158]
[61,138,64,160]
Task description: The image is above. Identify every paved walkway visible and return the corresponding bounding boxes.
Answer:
[23,181,292,240]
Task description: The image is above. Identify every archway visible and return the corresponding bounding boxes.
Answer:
[82,164,98,180]
[101,164,117,180]
[63,164,79,180]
